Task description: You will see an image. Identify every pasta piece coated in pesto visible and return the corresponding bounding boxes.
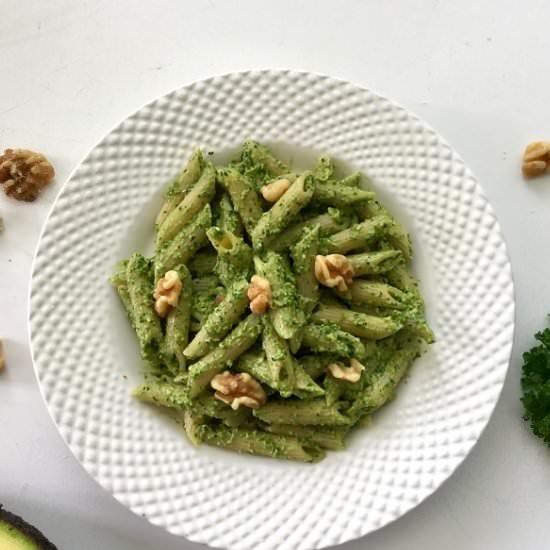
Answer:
[186,314,262,397]
[385,219,413,262]
[157,162,216,247]
[133,379,188,408]
[271,207,350,252]
[299,353,339,380]
[254,251,306,339]
[188,250,217,277]
[240,140,290,180]
[323,375,346,407]
[347,249,403,276]
[341,280,408,310]
[293,361,325,399]
[183,410,204,446]
[154,204,212,281]
[312,156,335,182]
[236,350,275,387]
[199,424,325,462]
[110,260,135,327]
[133,381,250,427]
[192,275,221,293]
[312,305,402,340]
[385,266,434,343]
[251,171,315,251]
[156,149,204,227]
[385,265,420,294]
[218,167,263,234]
[163,264,193,372]
[215,192,243,236]
[288,330,303,354]
[184,278,250,360]
[190,395,252,427]
[335,172,361,187]
[254,398,352,427]
[356,200,413,261]
[125,253,163,365]
[207,227,253,288]
[191,276,224,324]
[302,321,366,359]
[321,215,391,255]
[238,347,323,399]
[264,424,348,451]
[402,317,434,344]
[348,334,424,417]
[291,224,320,314]
[261,316,296,397]
[312,182,375,207]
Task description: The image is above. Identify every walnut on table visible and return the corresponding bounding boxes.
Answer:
[522,141,550,178]
[0,149,55,201]
[314,254,354,292]
[211,371,267,410]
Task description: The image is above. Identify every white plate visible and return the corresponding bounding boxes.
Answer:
[29,71,514,550]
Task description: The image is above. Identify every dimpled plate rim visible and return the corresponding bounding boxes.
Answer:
[29,70,514,550]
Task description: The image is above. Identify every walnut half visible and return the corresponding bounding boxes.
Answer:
[153,270,182,317]
[314,254,354,292]
[211,371,267,409]
[247,275,272,315]
[0,149,55,201]
[522,141,550,178]
[327,358,364,383]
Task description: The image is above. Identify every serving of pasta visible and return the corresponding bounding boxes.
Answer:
[111,140,433,463]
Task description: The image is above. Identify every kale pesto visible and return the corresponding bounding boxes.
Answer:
[114,141,433,462]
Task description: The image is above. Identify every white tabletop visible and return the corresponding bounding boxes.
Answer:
[2,1,550,548]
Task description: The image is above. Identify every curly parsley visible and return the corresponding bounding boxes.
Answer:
[521,326,550,446]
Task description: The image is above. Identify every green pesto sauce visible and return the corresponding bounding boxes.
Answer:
[120,141,433,463]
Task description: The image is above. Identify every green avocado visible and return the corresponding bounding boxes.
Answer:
[0,506,57,550]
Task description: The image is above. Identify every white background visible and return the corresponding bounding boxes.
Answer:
[1,1,550,548]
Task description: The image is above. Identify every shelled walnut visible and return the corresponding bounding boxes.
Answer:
[327,358,364,383]
[153,270,182,317]
[211,371,266,409]
[522,141,550,178]
[314,254,354,292]
[247,275,272,315]
[0,149,55,201]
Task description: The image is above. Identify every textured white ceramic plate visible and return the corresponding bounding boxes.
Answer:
[29,71,514,550]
